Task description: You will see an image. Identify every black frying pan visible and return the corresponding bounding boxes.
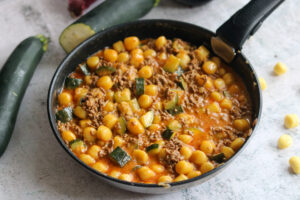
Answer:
[48,0,284,194]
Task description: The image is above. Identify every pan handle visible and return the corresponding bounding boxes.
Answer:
[216,0,284,50]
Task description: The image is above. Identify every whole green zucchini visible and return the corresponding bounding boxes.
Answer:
[59,0,160,53]
[0,35,48,157]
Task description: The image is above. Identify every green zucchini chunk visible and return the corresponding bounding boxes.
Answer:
[56,107,73,123]
[140,110,154,128]
[59,0,159,53]
[162,129,175,140]
[135,78,145,96]
[167,105,184,115]
[65,77,83,89]
[210,153,226,163]
[0,35,48,157]
[96,66,116,76]
[109,146,131,167]
[164,93,178,110]
[177,77,188,90]
[116,117,127,134]
[70,139,86,151]
[146,143,159,152]
[79,63,90,75]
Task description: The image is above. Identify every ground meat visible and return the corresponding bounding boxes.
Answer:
[81,90,106,128]
[57,121,83,137]
[145,129,162,142]
[98,139,114,158]
[210,126,240,145]
[159,137,183,173]
[113,65,137,91]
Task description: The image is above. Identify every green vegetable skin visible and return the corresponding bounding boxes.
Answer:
[60,0,160,53]
[0,35,48,156]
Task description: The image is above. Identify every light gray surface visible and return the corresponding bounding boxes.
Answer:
[0,0,300,199]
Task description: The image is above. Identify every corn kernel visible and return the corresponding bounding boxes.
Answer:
[187,171,201,179]
[200,140,215,154]
[180,146,193,160]
[87,56,99,70]
[259,77,267,91]
[96,125,112,141]
[117,52,129,63]
[127,118,145,135]
[277,134,292,149]
[289,156,300,174]
[102,114,118,129]
[124,36,140,51]
[62,130,76,143]
[138,66,153,79]
[284,114,299,129]
[138,94,153,109]
[190,150,208,165]
[200,161,214,173]
[92,161,109,173]
[274,62,287,75]
[144,49,157,58]
[195,45,209,62]
[221,146,235,159]
[137,166,156,181]
[97,76,113,90]
[155,36,167,50]
[113,40,125,52]
[79,154,96,165]
[230,137,245,151]
[174,174,188,182]
[58,92,72,106]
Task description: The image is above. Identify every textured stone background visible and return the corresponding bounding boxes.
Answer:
[0,0,300,199]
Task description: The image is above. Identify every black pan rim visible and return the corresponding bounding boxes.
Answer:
[47,19,262,190]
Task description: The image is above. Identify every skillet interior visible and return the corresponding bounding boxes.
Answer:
[48,19,261,194]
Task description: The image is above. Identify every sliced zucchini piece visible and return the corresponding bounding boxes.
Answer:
[131,165,142,171]
[56,107,73,123]
[167,120,182,131]
[176,77,188,90]
[162,129,175,140]
[146,143,159,152]
[79,63,90,75]
[70,139,87,153]
[163,93,178,110]
[109,146,131,167]
[167,105,184,115]
[210,153,226,163]
[65,77,83,89]
[96,66,116,76]
[59,23,96,53]
[175,66,184,76]
[140,111,154,128]
[129,98,140,112]
[135,78,144,96]
[115,117,127,134]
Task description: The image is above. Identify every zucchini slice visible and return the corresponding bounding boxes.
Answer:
[79,63,90,75]
[167,120,182,131]
[146,143,159,152]
[162,129,175,140]
[129,98,140,112]
[140,111,154,128]
[109,146,131,167]
[167,105,184,116]
[96,66,116,76]
[56,107,73,123]
[65,77,83,89]
[210,153,226,163]
[135,78,144,96]
[163,93,178,110]
[70,139,87,153]
[59,0,159,53]
[115,117,127,134]
[176,77,188,90]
